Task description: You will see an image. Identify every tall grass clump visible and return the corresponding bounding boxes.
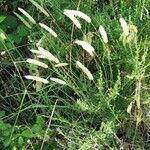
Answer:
[0,0,149,149]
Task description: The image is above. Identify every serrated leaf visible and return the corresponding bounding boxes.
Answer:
[21,129,34,138]
[0,111,5,118]
[4,138,11,147]
[36,116,45,126]
[18,136,24,145]
[31,124,42,133]
[3,130,10,136]
[0,122,8,130]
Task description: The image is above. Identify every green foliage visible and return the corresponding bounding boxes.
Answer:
[0,0,150,149]
[0,115,48,149]
[0,14,29,51]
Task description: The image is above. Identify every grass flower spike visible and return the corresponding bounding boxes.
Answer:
[50,78,66,85]
[64,9,91,23]
[75,40,95,57]
[55,63,68,67]
[29,0,49,17]
[38,47,59,63]
[39,23,57,37]
[64,9,91,29]
[25,75,49,84]
[18,7,36,24]
[64,11,81,29]
[30,49,41,54]
[76,61,94,80]
[119,17,129,36]
[99,25,108,43]
[26,58,48,68]
[14,12,32,29]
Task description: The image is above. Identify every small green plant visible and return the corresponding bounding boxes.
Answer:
[0,112,52,149]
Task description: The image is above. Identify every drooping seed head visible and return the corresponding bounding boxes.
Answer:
[76,61,94,80]
[25,75,49,84]
[39,23,57,37]
[50,77,66,85]
[119,17,129,36]
[75,40,95,57]
[64,9,91,23]
[26,58,48,68]
[64,11,81,29]
[18,7,36,24]
[55,63,68,67]
[99,25,108,43]
[29,0,49,17]
[38,47,59,63]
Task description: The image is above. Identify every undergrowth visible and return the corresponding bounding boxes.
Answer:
[0,0,150,149]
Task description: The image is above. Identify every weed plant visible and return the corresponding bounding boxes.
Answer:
[0,0,150,149]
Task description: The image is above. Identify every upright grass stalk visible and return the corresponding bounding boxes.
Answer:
[40,99,58,150]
